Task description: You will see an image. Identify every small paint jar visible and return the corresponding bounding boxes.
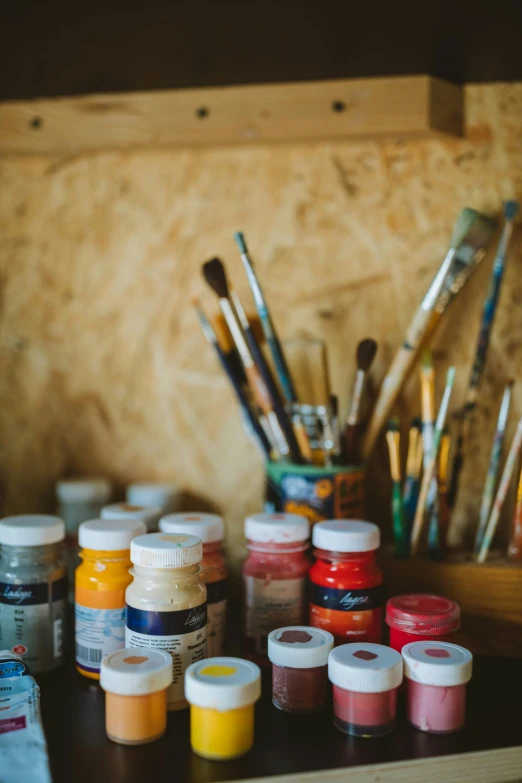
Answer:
[100,647,173,745]
[101,503,161,533]
[159,513,228,656]
[402,641,472,733]
[328,643,403,738]
[268,626,334,713]
[185,657,261,761]
[386,594,460,653]
[242,513,310,666]
[126,483,181,515]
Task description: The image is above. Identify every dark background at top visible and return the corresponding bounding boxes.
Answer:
[1,0,522,101]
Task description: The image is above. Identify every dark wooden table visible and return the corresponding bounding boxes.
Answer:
[38,655,522,783]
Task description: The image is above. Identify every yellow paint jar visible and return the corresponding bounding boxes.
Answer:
[100,647,173,745]
[185,657,261,761]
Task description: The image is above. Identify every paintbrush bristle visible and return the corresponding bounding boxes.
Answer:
[356,338,378,372]
[451,208,495,250]
[421,349,433,369]
[202,257,229,300]
[503,200,520,221]
[234,232,248,254]
[411,416,422,429]
[387,417,400,432]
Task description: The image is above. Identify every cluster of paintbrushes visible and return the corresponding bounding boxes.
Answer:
[194,234,377,467]
[381,201,520,563]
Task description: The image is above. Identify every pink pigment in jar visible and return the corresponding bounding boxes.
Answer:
[402,641,473,733]
[268,626,334,713]
[386,594,460,653]
[328,643,403,738]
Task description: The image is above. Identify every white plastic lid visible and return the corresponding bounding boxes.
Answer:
[268,626,334,669]
[101,503,161,532]
[328,643,403,693]
[159,513,224,543]
[79,518,146,551]
[0,515,65,546]
[245,512,309,544]
[100,648,173,695]
[402,641,473,686]
[130,532,202,568]
[313,520,380,553]
[126,483,180,513]
[185,657,261,710]
[55,477,111,504]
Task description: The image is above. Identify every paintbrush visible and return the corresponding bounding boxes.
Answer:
[508,463,522,561]
[202,257,290,460]
[448,200,519,509]
[234,231,298,405]
[478,415,522,563]
[343,338,378,463]
[362,209,496,460]
[193,299,272,460]
[330,394,342,464]
[427,428,451,559]
[402,417,423,539]
[230,289,305,463]
[386,418,408,558]
[411,367,456,556]
[474,381,514,554]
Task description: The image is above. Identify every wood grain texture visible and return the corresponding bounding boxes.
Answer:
[0,83,521,572]
[0,77,463,156]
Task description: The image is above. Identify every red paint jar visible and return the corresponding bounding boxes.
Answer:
[328,643,403,737]
[309,520,383,645]
[242,513,310,667]
[386,594,460,653]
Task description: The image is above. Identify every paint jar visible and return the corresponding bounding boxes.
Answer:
[101,503,161,533]
[328,642,403,738]
[242,513,310,666]
[125,533,207,711]
[127,483,181,515]
[386,594,460,653]
[309,520,383,645]
[159,513,227,656]
[185,656,261,761]
[402,641,472,733]
[100,647,173,745]
[268,626,334,713]
[0,515,67,673]
[75,518,146,679]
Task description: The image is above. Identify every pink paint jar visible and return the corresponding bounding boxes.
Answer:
[242,513,310,667]
[402,641,472,733]
[328,643,403,738]
[386,594,460,653]
[268,626,334,713]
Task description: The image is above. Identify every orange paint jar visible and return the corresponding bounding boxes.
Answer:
[75,518,146,679]
[100,647,173,745]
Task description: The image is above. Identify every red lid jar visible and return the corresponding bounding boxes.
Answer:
[386,594,460,653]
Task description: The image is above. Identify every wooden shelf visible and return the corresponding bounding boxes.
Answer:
[0,76,463,156]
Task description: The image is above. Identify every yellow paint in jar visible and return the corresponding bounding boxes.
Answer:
[75,519,146,679]
[185,657,261,761]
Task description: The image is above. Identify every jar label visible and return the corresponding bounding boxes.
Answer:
[0,578,67,673]
[206,580,227,657]
[309,583,384,644]
[244,576,306,655]
[75,604,126,674]
[308,583,384,612]
[125,604,207,705]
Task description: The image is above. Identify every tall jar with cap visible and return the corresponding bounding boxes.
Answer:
[126,483,180,516]
[0,515,67,672]
[309,520,384,645]
[125,533,207,711]
[75,518,146,680]
[159,513,228,656]
[102,503,161,533]
[242,512,310,666]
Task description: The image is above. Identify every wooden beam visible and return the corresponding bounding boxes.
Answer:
[0,76,463,156]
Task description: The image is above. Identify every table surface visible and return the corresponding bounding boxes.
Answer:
[38,654,522,783]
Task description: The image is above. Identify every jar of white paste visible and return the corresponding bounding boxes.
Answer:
[125,533,207,711]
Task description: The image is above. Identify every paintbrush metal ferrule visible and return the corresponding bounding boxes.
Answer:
[386,430,401,481]
[347,369,365,425]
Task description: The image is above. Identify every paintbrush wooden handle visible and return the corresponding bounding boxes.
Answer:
[244,364,273,415]
[508,468,522,561]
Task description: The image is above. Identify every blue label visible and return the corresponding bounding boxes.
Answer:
[125,603,207,636]
[0,659,29,679]
[0,578,67,606]
[309,583,384,612]
[75,604,126,673]
[206,579,227,605]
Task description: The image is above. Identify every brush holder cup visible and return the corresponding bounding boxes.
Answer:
[265,463,365,526]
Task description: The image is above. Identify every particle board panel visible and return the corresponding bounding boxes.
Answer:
[0,76,462,156]
[0,83,521,574]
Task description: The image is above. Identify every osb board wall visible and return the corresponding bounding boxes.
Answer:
[0,82,521,571]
